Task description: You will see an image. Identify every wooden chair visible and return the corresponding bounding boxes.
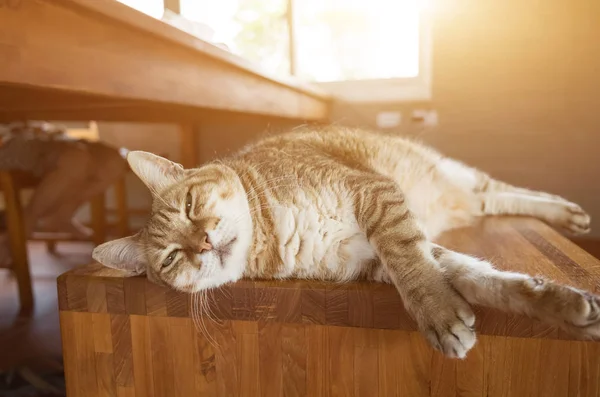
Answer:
[0,170,35,314]
[0,170,129,314]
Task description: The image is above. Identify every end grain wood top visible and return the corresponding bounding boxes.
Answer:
[58,217,600,340]
[0,0,330,122]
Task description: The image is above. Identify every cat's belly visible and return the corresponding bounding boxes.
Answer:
[404,186,476,239]
[271,205,376,281]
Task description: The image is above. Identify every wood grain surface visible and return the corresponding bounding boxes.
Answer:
[59,217,600,396]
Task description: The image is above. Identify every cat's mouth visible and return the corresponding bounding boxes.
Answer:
[215,236,237,264]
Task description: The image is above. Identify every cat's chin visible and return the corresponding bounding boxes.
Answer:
[178,272,239,293]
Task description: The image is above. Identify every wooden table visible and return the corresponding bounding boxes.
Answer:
[0,0,331,167]
[57,217,600,397]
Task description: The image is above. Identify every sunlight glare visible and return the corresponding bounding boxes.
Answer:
[295,0,422,81]
[116,0,425,82]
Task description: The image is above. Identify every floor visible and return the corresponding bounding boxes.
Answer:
[1,237,599,373]
[0,242,92,371]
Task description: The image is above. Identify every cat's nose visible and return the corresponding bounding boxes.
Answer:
[198,234,212,254]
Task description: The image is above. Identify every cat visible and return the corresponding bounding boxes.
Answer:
[93,126,599,359]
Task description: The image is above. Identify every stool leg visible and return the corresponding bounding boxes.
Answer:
[0,172,34,315]
[90,193,106,246]
[46,240,57,254]
[114,177,129,237]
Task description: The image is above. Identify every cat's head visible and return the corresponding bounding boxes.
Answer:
[92,151,252,292]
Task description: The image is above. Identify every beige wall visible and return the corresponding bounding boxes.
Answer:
[331,0,600,236]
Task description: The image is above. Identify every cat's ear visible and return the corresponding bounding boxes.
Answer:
[92,234,146,275]
[127,151,184,193]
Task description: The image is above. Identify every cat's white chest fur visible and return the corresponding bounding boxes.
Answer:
[271,188,375,281]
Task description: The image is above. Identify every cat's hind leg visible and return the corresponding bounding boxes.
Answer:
[433,244,600,339]
[468,166,591,234]
[479,191,590,234]
[439,158,591,234]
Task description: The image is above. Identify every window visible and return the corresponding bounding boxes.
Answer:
[294,0,420,82]
[116,0,431,102]
[293,0,431,102]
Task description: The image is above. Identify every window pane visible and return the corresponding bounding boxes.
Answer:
[295,0,421,82]
[116,0,165,19]
[180,0,290,76]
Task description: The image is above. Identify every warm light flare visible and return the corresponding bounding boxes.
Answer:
[295,0,422,81]
[417,0,431,11]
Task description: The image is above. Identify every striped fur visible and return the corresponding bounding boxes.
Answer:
[93,126,599,358]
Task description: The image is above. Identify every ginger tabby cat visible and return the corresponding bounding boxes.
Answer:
[94,127,599,358]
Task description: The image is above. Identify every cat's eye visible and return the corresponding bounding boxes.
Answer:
[185,192,193,218]
[162,251,178,268]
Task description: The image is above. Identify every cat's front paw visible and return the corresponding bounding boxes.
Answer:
[528,278,600,339]
[569,292,600,334]
[412,287,477,359]
[552,286,600,339]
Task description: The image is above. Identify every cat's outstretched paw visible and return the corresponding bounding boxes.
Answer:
[559,289,600,339]
[530,278,600,339]
[414,288,477,359]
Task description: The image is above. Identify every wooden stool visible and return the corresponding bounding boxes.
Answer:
[43,174,130,253]
[0,170,119,314]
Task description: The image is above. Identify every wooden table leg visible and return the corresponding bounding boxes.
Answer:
[90,193,106,246]
[179,124,198,169]
[0,171,34,315]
